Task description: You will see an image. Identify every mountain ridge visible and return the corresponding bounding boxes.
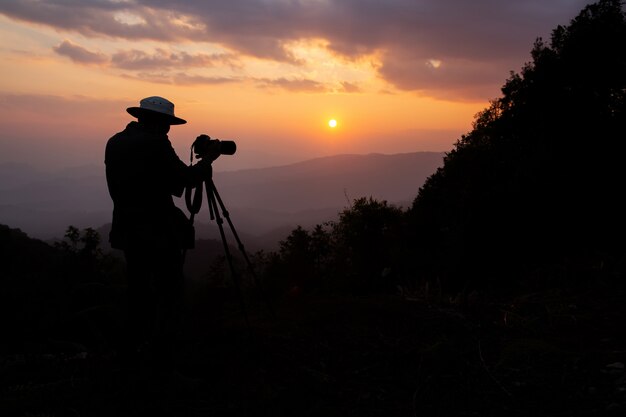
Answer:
[0,151,445,242]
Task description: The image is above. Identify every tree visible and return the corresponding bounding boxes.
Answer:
[408,0,626,291]
[331,197,405,292]
[265,198,406,296]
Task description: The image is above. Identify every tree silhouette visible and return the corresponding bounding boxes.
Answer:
[265,198,405,296]
[330,197,405,292]
[408,0,626,292]
[0,224,125,353]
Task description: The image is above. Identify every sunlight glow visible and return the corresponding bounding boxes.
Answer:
[328,119,337,128]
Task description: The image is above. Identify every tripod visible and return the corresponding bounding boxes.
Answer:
[184,176,275,329]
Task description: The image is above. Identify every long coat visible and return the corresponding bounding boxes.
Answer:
[105,121,198,250]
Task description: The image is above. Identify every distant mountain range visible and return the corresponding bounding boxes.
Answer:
[0,152,444,248]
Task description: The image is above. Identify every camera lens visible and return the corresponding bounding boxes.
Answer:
[219,140,237,155]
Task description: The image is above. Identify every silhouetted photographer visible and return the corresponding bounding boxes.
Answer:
[105,96,219,373]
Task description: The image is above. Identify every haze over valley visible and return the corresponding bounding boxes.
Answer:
[0,151,444,248]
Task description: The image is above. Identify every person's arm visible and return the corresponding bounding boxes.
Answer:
[160,137,220,197]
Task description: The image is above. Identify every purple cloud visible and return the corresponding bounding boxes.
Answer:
[173,73,238,85]
[256,77,328,93]
[53,40,107,64]
[0,0,593,99]
[52,39,241,72]
[0,1,206,41]
[119,71,238,86]
[111,49,239,70]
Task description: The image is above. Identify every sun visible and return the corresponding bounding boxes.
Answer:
[328,119,338,128]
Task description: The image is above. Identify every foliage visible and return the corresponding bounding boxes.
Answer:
[407,0,626,292]
[54,225,124,285]
[54,225,101,256]
[263,197,406,296]
[0,224,125,353]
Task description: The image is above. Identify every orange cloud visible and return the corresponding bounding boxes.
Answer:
[340,82,361,93]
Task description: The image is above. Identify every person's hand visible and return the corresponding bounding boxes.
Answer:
[194,135,221,163]
[204,140,221,162]
[193,157,213,181]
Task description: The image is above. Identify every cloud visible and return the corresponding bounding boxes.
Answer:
[119,71,238,86]
[121,71,325,91]
[379,55,510,100]
[1,0,592,100]
[53,40,108,64]
[51,39,242,76]
[0,1,207,41]
[111,48,239,70]
[173,73,238,85]
[340,81,361,93]
[257,77,328,93]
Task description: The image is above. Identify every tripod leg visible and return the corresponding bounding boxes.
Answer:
[205,182,251,330]
[209,180,276,319]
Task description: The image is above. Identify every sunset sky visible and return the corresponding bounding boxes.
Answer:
[0,0,591,171]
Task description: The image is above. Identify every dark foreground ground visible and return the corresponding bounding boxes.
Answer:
[2,284,626,417]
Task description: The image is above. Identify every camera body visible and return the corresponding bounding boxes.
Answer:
[193,134,237,158]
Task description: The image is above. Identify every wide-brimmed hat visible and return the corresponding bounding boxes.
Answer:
[126,96,187,125]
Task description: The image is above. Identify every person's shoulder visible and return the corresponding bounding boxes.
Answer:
[108,122,139,141]
[106,123,137,158]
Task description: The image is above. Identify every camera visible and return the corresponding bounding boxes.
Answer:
[192,134,237,158]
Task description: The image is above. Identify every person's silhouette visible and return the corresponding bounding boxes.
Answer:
[105,96,219,372]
